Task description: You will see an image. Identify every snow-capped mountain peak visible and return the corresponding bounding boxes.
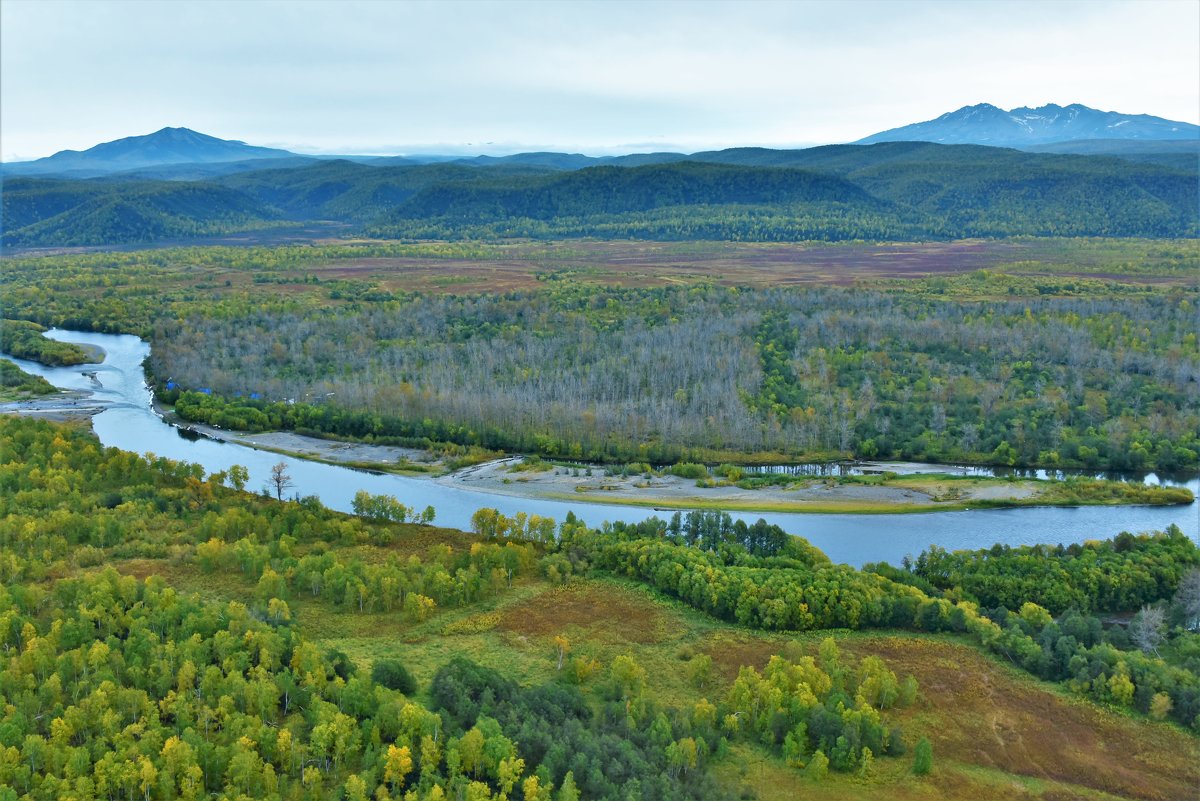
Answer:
[856,103,1198,146]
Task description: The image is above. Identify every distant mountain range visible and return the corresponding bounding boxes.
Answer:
[856,103,1199,147]
[2,109,1197,248]
[4,103,1197,181]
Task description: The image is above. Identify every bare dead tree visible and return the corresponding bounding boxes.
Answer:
[150,285,1200,464]
[1130,605,1166,655]
[269,461,293,501]
[1175,568,1200,632]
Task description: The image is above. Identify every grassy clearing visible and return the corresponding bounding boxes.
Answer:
[328,525,484,562]
[706,630,1200,801]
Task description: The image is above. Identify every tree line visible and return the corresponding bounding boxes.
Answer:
[888,531,1200,615]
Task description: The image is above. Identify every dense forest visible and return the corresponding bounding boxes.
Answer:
[365,152,1198,241]
[1,178,275,247]
[1,415,1199,801]
[4,142,1196,246]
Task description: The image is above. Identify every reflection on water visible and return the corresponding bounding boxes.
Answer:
[3,328,1197,568]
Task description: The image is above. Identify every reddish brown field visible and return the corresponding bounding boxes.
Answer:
[251,238,1197,296]
[270,239,1054,294]
[19,238,1188,311]
[702,631,1200,801]
[497,581,669,643]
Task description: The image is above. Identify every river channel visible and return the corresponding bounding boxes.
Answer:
[5,329,1197,567]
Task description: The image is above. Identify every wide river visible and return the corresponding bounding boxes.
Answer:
[7,329,1198,567]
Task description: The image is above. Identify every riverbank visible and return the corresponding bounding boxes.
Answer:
[77,343,107,363]
[434,456,1194,515]
[0,389,107,422]
[21,388,1190,514]
[8,327,1197,566]
[132,404,1200,514]
[153,404,447,476]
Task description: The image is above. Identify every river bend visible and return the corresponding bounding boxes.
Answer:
[5,329,1196,567]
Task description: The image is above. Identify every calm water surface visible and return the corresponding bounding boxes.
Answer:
[6,329,1197,568]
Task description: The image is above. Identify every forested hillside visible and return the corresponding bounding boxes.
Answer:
[216,161,555,222]
[1,177,279,246]
[4,143,1196,247]
[383,162,878,217]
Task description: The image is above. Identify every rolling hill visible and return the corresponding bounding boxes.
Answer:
[216,160,557,221]
[1024,138,1200,170]
[368,147,1199,240]
[390,161,879,219]
[3,140,1196,247]
[1,177,281,246]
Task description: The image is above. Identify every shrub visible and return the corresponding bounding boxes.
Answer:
[670,462,709,479]
[372,658,417,694]
[713,463,744,481]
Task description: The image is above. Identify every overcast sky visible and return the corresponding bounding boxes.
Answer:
[2,0,1197,161]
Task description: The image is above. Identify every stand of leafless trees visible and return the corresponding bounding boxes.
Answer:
[149,285,1200,465]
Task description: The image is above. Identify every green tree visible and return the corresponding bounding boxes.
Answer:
[804,750,829,781]
[228,464,249,492]
[373,659,417,694]
[557,770,580,801]
[912,737,933,775]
